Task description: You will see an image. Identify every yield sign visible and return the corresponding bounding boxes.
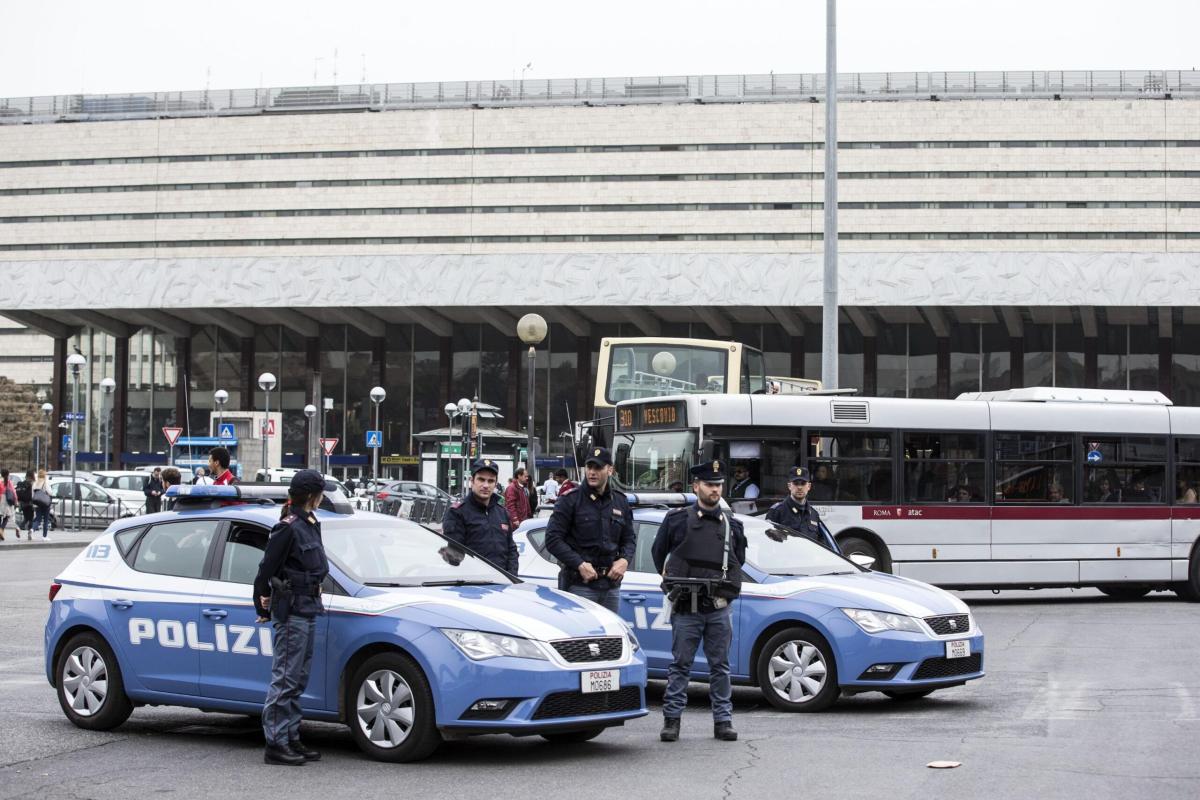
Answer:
[319,438,339,456]
[162,427,183,446]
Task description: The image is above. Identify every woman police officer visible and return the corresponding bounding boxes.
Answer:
[253,469,329,766]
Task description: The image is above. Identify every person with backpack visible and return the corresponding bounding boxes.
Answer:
[30,469,52,540]
[15,471,33,538]
[0,468,15,541]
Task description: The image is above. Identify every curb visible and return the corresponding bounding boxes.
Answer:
[1,541,91,551]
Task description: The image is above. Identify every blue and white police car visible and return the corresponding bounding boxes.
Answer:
[45,485,647,762]
[517,497,984,711]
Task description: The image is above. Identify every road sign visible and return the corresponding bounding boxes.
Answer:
[319,438,339,456]
[439,442,463,455]
[162,427,183,446]
[61,434,72,451]
[218,423,236,439]
[381,455,419,466]
[1087,450,1103,463]
[260,418,275,438]
[63,411,86,422]
[365,430,383,449]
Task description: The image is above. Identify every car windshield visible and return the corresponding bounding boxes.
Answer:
[740,516,858,577]
[322,518,512,587]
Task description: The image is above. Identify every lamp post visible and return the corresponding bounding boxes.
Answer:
[517,313,548,483]
[456,397,471,495]
[66,352,87,531]
[100,377,115,471]
[214,388,228,435]
[304,404,317,469]
[369,386,386,489]
[443,402,456,494]
[322,397,333,475]
[40,401,52,473]
[257,372,276,475]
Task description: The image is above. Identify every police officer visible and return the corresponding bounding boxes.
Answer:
[653,460,747,743]
[441,458,518,573]
[765,465,828,545]
[253,469,329,766]
[544,447,636,612]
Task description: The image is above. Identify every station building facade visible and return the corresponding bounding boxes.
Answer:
[1,70,1199,475]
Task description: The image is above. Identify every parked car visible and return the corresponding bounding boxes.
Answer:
[376,481,454,520]
[46,477,138,527]
[90,471,149,515]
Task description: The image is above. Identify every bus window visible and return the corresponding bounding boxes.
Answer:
[806,431,893,503]
[903,432,986,503]
[1176,438,1200,503]
[742,348,767,394]
[1080,436,1166,503]
[606,343,729,405]
[993,432,1074,503]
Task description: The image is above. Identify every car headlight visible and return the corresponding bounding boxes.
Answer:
[841,608,925,635]
[441,629,548,661]
[618,618,641,653]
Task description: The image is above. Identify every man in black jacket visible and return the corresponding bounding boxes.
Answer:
[143,468,165,514]
[441,459,518,573]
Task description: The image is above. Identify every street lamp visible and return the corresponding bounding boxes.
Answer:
[304,404,317,469]
[40,402,52,473]
[257,372,276,475]
[100,377,115,471]
[457,397,471,495]
[66,352,87,531]
[369,386,386,488]
[443,402,457,494]
[517,313,548,483]
[214,388,229,435]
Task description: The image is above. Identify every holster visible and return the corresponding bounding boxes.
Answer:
[269,576,293,622]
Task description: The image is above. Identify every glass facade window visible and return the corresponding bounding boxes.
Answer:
[1128,325,1159,391]
[838,323,865,395]
[1055,321,1085,387]
[1174,324,1200,406]
[1023,323,1053,388]
[1095,321,1126,390]
[949,323,981,396]
[876,325,906,398]
[982,324,1011,391]
[908,323,938,398]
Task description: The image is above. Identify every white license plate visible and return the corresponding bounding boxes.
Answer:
[945,639,971,659]
[581,669,619,694]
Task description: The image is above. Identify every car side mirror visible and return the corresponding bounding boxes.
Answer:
[848,553,875,570]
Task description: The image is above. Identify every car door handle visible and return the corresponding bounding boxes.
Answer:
[625,594,646,604]
[110,598,134,609]
[202,608,228,619]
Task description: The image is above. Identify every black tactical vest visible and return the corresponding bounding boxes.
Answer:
[663,507,742,598]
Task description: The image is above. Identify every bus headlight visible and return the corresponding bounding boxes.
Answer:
[841,608,924,635]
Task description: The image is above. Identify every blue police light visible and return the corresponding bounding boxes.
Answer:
[625,492,697,507]
[166,485,239,498]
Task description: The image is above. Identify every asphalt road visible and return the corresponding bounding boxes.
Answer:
[2,548,1198,800]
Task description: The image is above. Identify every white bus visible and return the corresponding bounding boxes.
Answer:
[610,387,1200,600]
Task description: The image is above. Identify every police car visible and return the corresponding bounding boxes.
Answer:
[45,485,647,762]
[517,495,984,711]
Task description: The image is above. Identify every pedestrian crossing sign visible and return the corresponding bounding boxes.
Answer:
[366,430,383,448]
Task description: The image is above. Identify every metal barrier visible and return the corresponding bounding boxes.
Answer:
[3,70,1197,125]
[48,497,134,531]
[398,496,450,527]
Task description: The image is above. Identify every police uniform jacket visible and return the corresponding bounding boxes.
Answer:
[253,511,329,619]
[544,484,636,590]
[765,496,825,543]
[441,492,519,574]
[652,503,747,610]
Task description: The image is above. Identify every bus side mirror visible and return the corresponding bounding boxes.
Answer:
[700,439,716,461]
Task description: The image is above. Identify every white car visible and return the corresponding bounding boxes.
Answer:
[90,471,149,515]
[46,476,139,525]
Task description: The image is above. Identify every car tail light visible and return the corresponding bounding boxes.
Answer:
[377,491,389,500]
[49,583,62,602]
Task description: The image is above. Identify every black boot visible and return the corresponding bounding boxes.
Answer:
[714,721,738,741]
[288,740,321,761]
[263,744,306,766]
[660,717,681,742]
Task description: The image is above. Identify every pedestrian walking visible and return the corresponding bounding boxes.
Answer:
[0,468,15,541]
[504,467,532,526]
[143,468,165,514]
[253,470,329,766]
[15,471,33,539]
[30,469,52,540]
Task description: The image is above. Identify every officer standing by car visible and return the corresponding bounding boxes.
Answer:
[652,460,747,743]
[253,469,329,767]
[544,447,636,612]
[765,465,830,546]
[441,458,518,573]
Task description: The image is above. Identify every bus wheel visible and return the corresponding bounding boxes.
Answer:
[1173,553,1200,602]
[839,535,890,573]
[1097,585,1151,600]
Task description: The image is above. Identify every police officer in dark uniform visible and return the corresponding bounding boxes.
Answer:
[254,469,329,766]
[544,447,636,612]
[441,458,518,573]
[765,465,830,546]
[652,460,747,743]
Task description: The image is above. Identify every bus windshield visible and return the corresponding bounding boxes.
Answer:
[613,431,697,492]
[606,343,729,405]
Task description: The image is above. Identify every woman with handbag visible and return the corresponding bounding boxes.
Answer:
[0,468,15,541]
[31,469,52,540]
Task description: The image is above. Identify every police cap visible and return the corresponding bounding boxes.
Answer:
[289,469,325,494]
[689,459,727,484]
[470,458,499,476]
[789,465,812,484]
[584,447,613,467]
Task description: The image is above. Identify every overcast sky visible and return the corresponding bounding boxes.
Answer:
[2,0,1197,97]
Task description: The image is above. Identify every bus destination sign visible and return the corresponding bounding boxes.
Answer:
[639,401,686,430]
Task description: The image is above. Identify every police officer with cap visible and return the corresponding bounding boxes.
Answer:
[544,447,636,612]
[765,465,831,547]
[254,469,329,766]
[652,459,747,743]
[441,458,518,573]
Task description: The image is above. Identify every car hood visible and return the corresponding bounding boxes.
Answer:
[342,582,627,642]
[748,571,969,618]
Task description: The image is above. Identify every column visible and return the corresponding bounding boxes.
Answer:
[1009,337,1025,388]
[239,337,255,410]
[507,341,521,422]
[790,335,805,382]
[52,337,68,469]
[439,337,453,402]
[862,336,878,396]
[1084,338,1099,388]
[936,337,950,398]
[306,336,321,468]
[1159,333,1173,397]
[174,336,191,430]
[576,336,592,425]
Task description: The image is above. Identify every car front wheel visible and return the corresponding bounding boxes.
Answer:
[56,632,133,730]
[756,627,840,712]
[347,652,441,762]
